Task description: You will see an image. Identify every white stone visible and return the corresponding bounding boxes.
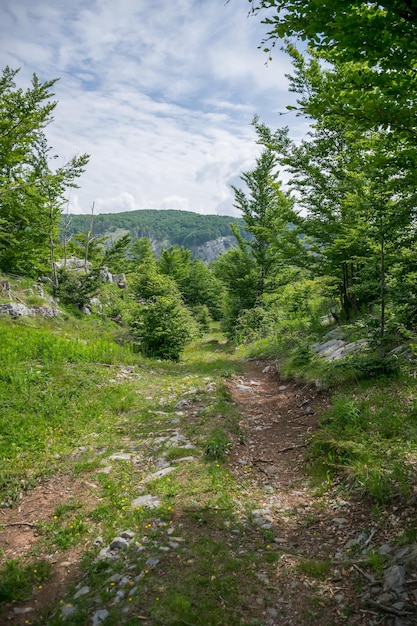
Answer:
[131,494,160,510]
[92,609,109,625]
[74,586,90,599]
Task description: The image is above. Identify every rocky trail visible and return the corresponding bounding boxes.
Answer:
[226,361,417,625]
[1,360,417,625]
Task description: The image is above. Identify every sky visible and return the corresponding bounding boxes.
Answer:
[0,0,307,217]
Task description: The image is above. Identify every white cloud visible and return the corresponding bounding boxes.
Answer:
[0,0,309,216]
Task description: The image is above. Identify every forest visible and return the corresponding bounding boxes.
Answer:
[68,210,245,250]
[1,1,417,356]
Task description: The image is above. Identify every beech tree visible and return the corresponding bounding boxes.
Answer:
[0,67,89,276]
[254,113,417,344]
[249,1,417,135]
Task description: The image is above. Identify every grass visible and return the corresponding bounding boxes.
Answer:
[2,297,417,623]
[306,374,417,502]
[0,314,278,624]
[0,558,52,603]
[296,558,332,579]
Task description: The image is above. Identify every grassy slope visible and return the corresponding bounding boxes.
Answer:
[1,306,417,624]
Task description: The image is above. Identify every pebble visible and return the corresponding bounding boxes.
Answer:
[172,456,196,464]
[263,465,279,476]
[266,607,278,617]
[154,457,171,469]
[61,604,76,617]
[108,574,122,583]
[13,607,33,615]
[109,537,130,550]
[143,466,176,482]
[120,530,135,541]
[109,453,133,461]
[394,546,412,562]
[174,400,190,409]
[73,585,90,599]
[384,565,406,591]
[114,590,125,603]
[131,494,161,510]
[92,609,110,625]
[379,544,393,555]
[236,384,252,392]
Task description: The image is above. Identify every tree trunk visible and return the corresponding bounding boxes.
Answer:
[379,212,386,357]
[84,201,95,273]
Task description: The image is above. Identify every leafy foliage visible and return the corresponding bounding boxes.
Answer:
[0,67,89,277]
[131,295,197,361]
[129,243,198,361]
[54,267,101,309]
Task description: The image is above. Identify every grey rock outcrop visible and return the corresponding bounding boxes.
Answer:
[312,337,367,361]
[192,236,235,263]
[55,256,91,272]
[0,303,61,319]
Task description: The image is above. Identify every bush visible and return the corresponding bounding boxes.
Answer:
[97,283,136,324]
[234,306,274,344]
[54,268,100,309]
[191,304,212,335]
[131,295,197,361]
[328,352,400,380]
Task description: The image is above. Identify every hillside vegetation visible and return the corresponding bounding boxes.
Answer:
[1,280,417,624]
[67,209,246,251]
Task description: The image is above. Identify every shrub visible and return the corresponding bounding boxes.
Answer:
[191,304,212,335]
[54,268,100,309]
[234,306,274,344]
[131,295,197,361]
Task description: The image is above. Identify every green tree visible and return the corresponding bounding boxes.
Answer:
[0,67,89,276]
[132,295,197,361]
[159,245,192,284]
[231,147,295,299]
[250,2,417,135]
[159,245,224,320]
[129,244,197,360]
[102,234,131,274]
[213,246,259,336]
[255,112,417,347]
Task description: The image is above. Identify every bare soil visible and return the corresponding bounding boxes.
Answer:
[0,476,100,625]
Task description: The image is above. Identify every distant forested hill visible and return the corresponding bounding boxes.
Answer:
[67,209,245,250]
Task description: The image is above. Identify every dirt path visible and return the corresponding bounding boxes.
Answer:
[226,360,417,626]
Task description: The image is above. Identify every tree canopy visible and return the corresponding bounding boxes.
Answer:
[0,67,89,276]
[249,1,417,135]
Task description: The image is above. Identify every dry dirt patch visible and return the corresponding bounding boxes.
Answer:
[1,474,100,625]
